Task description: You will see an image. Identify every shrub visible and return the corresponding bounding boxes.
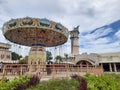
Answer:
[85,74,120,90]
[27,78,79,90]
[0,75,40,90]
[71,74,87,90]
[27,75,40,87]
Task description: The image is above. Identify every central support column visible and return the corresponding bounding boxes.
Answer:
[28,46,46,72]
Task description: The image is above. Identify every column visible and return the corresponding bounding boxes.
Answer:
[80,63,82,72]
[66,65,69,79]
[86,62,88,72]
[109,63,112,72]
[2,64,5,76]
[52,64,55,79]
[101,63,103,68]
[113,63,117,72]
[20,65,23,75]
[100,63,104,74]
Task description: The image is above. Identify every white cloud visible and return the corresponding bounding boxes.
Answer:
[80,41,120,54]
[115,30,120,38]
[0,29,7,43]
[0,0,120,30]
[0,0,120,57]
[83,28,113,40]
[90,38,110,45]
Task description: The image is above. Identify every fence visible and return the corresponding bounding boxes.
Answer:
[0,64,104,79]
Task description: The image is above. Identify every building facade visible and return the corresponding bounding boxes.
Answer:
[68,28,120,72]
[100,52,120,72]
[0,42,12,63]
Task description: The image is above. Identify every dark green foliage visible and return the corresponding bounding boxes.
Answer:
[55,55,62,62]
[1,74,120,90]
[46,51,53,62]
[64,53,68,59]
[27,74,120,90]
[17,75,40,90]
[12,52,22,60]
[0,75,40,90]
[0,75,31,90]
[27,78,79,90]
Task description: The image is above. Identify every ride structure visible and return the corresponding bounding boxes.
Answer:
[2,17,69,72]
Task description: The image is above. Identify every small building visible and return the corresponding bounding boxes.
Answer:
[0,42,12,63]
[100,52,120,72]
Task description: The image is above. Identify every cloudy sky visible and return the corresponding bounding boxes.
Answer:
[0,0,120,57]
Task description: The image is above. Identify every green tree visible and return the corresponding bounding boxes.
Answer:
[55,55,62,63]
[46,51,53,62]
[64,53,68,59]
[12,52,22,60]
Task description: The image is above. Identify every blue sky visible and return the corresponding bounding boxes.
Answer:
[0,0,120,57]
[79,20,120,54]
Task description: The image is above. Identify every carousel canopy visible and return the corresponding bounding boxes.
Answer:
[2,17,69,47]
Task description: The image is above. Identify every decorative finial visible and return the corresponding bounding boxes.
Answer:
[74,25,79,30]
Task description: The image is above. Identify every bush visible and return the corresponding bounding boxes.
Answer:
[0,75,40,90]
[27,78,79,90]
[85,74,120,90]
[8,75,31,90]
[71,74,87,90]
[27,75,40,87]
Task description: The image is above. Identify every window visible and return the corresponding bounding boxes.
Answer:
[6,55,10,59]
[1,55,4,59]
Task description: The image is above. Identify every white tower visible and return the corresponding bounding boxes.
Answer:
[70,26,80,56]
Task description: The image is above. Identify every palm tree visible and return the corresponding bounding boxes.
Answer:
[64,53,68,61]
